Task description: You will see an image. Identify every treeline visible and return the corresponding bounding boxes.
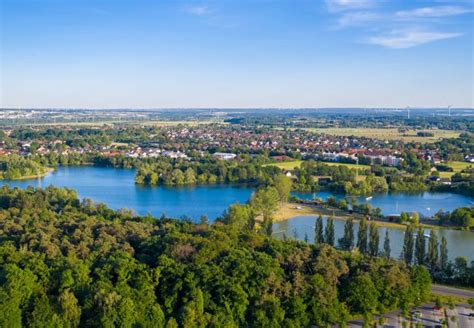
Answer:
[312,216,474,288]
[0,186,431,327]
[135,157,281,186]
[435,207,474,229]
[0,155,50,179]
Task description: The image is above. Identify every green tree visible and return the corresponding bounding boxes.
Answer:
[315,215,324,246]
[427,230,439,271]
[338,218,354,250]
[402,225,415,265]
[357,217,368,254]
[382,230,391,259]
[368,222,379,257]
[251,187,280,224]
[325,218,335,247]
[440,236,449,273]
[415,228,426,265]
[347,273,379,318]
[184,168,196,184]
[273,174,292,203]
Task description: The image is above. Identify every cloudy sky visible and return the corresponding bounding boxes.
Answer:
[1,0,473,108]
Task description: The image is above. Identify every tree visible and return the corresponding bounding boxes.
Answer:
[357,217,368,254]
[368,223,379,257]
[415,228,426,265]
[412,212,420,225]
[399,212,409,223]
[325,218,335,246]
[427,230,439,271]
[402,225,415,265]
[315,215,324,246]
[273,174,292,203]
[347,273,379,319]
[382,230,391,259]
[251,187,280,222]
[184,168,196,184]
[440,236,448,272]
[338,218,354,250]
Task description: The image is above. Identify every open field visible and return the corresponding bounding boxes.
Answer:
[24,120,217,127]
[439,161,473,178]
[264,160,371,170]
[303,127,461,143]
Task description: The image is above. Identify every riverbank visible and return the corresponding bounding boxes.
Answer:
[273,202,464,231]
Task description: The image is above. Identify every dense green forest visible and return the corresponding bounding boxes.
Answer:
[0,186,432,327]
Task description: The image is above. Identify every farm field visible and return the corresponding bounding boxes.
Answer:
[439,161,473,178]
[264,160,371,170]
[303,128,460,143]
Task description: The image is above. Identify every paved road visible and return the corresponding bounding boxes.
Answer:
[347,303,474,327]
[432,284,474,299]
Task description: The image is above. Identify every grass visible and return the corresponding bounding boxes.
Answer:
[439,161,472,178]
[303,127,461,143]
[264,160,370,171]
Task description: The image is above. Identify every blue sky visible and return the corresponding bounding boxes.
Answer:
[1,0,473,108]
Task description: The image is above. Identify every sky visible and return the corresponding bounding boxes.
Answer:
[1,0,473,109]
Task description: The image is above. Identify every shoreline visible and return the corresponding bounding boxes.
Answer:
[1,167,55,181]
[273,202,465,231]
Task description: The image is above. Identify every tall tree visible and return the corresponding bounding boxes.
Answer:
[427,230,439,271]
[368,223,379,257]
[325,217,335,246]
[315,215,324,246]
[357,217,368,254]
[402,224,415,265]
[415,227,426,265]
[382,230,391,259]
[338,218,354,250]
[272,174,292,203]
[440,236,448,272]
[251,187,279,222]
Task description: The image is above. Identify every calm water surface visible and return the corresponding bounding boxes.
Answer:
[2,166,253,221]
[274,216,474,261]
[2,166,473,260]
[292,191,473,217]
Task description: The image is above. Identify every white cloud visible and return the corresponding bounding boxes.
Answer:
[185,5,211,16]
[325,0,375,12]
[368,29,462,49]
[396,6,473,18]
[337,11,381,27]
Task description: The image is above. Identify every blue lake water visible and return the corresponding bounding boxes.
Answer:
[1,166,253,221]
[292,191,473,217]
[2,166,473,260]
[274,216,474,261]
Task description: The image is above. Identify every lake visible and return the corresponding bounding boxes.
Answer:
[274,216,474,261]
[2,166,473,260]
[1,166,254,221]
[2,166,472,219]
[292,191,473,217]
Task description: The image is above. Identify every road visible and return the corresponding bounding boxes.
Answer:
[432,284,474,299]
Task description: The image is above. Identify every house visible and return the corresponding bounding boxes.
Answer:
[283,170,292,177]
[213,152,237,160]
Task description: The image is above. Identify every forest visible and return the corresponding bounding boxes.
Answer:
[0,185,433,327]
